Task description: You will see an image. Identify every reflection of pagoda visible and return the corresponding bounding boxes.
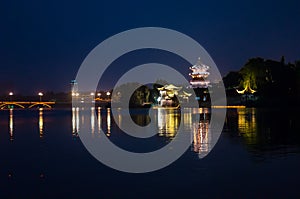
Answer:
[189,58,211,107]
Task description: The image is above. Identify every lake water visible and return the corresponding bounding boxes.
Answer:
[1,107,300,198]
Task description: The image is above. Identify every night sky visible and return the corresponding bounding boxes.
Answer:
[1,0,300,94]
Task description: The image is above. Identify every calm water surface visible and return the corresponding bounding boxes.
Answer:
[0,107,300,198]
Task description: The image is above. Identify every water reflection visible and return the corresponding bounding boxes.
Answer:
[9,109,13,141]
[157,109,180,138]
[106,108,111,136]
[72,107,79,137]
[237,108,258,146]
[192,115,210,154]
[225,108,300,159]
[91,107,95,134]
[3,107,300,160]
[98,107,101,134]
[238,108,257,134]
[39,108,44,138]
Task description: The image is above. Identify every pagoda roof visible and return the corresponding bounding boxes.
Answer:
[190,57,210,70]
[157,84,182,91]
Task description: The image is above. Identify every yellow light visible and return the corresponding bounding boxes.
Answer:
[9,109,13,141]
[39,108,44,138]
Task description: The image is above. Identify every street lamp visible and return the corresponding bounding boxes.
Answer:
[38,92,43,102]
[106,91,111,97]
[9,92,13,101]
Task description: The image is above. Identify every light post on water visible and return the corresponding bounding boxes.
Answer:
[9,92,13,101]
[38,92,43,102]
[90,92,95,103]
[106,91,111,100]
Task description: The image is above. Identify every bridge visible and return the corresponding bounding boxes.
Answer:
[0,101,55,109]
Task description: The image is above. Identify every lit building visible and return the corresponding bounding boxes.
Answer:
[189,57,210,88]
[189,58,211,106]
[157,84,182,107]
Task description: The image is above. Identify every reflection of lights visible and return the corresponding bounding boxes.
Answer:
[72,107,76,134]
[76,107,80,134]
[192,119,210,154]
[91,107,95,134]
[72,92,80,97]
[237,108,257,144]
[39,108,44,138]
[183,109,192,130]
[107,108,111,136]
[118,109,122,129]
[72,107,80,137]
[237,108,257,134]
[9,109,13,141]
[97,107,101,134]
[157,109,179,138]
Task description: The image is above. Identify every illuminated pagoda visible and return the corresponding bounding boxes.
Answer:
[157,84,182,107]
[156,84,192,108]
[189,58,211,106]
[189,57,210,88]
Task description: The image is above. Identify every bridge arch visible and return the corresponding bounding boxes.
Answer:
[28,103,52,109]
[0,103,25,109]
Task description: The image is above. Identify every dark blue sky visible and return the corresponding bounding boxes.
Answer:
[1,0,300,94]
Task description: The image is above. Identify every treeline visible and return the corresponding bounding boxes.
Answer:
[223,56,300,106]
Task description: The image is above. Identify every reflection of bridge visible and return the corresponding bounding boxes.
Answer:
[0,101,55,109]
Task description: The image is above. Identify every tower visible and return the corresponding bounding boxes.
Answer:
[70,80,78,96]
[189,58,211,106]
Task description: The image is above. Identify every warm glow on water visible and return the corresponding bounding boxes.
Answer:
[1,107,300,198]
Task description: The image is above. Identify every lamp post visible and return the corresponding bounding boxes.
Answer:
[38,92,43,102]
[9,92,13,101]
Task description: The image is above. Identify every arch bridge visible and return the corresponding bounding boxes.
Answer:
[0,101,55,109]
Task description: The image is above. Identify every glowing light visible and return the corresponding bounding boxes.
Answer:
[236,79,256,94]
[189,57,211,88]
[107,108,111,135]
[39,108,44,138]
[157,109,179,138]
[9,92,13,96]
[38,92,43,102]
[90,92,95,96]
[106,91,111,96]
[9,109,13,141]
[91,107,95,134]
[97,107,101,134]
